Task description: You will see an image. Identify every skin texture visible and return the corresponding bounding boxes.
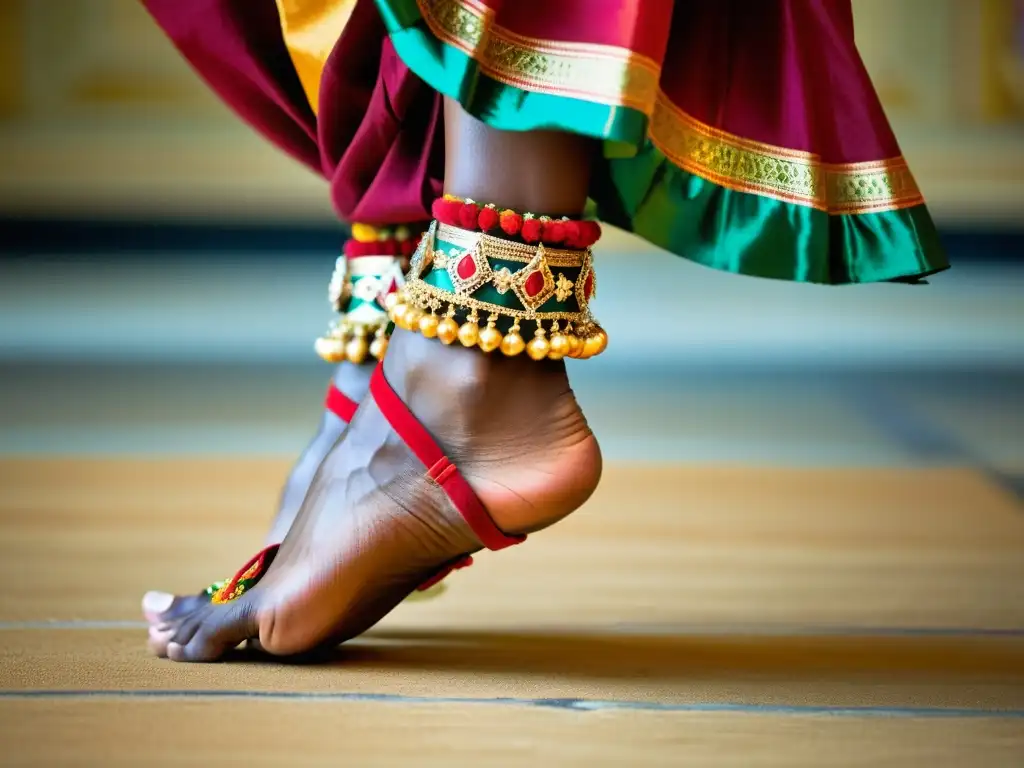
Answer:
[144,102,604,661]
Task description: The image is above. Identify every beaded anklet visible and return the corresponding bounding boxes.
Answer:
[315,224,426,364]
[389,216,607,361]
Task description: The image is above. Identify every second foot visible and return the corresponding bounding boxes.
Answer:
[147,329,601,661]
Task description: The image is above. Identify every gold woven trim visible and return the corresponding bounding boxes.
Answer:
[404,278,592,324]
[649,95,925,213]
[435,223,591,267]
[415,0,660,112]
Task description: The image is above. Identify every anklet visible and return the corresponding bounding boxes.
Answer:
[431,195,602,248]
[315,224,426,364]
[389,220,608,360]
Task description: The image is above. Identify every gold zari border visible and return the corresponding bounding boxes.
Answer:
[436,223,590,267]
[413,0,923,214]
[415,0,660,113]
[404,278,593,324]
[648,96,924,214]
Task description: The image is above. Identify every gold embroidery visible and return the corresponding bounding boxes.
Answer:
[436,223,588,266]
[416,0,660,112]
[649,95,924,214]
[554,273,574,302]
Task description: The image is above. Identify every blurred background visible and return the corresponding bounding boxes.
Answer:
[0,0,1021,468]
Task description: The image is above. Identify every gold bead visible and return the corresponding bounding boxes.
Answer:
[390,302,409,329]
[500,331,525,356]
[404,306,424,330]
[345,335,369,365]
[567,334,583,358]
[383,292,399,311]
[478,323,502,353]
[526,332,550,361]
[314,335,344,363]
[418,313,440,339]
[436,317,459,345]
[369,332,389,360]
[457,320,479,347]
[548,333,571,360]
[582,329,608,358]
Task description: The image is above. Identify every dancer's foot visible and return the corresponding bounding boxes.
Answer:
[142,363,371,624]
[147,329,601,661]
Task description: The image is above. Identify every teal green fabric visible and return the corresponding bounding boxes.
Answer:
[377,1,949,286]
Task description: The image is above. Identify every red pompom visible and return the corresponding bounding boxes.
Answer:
[458,203,480,229]
[521,218,542,243]
[577,221,602,247]
[478,206,499,231]
[399,238,415,257]
[431,198,462,225]
[343,238,358,257]
[562,221,582,248]
[541,220,566,244]
[499,210,523,236]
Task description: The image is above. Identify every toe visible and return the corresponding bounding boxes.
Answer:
[142,591,209,625]
[167,599,258,663]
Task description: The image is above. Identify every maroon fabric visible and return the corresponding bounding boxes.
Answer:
[142,0,442,225]
[662,1,900,162]
[143,0,902,223]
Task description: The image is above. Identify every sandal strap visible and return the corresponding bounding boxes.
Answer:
[369,363,526,552]
[324,383,358,422]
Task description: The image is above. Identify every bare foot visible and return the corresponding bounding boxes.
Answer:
[147,329,601,661]
[142,362,372,624]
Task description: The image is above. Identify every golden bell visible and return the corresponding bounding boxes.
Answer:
[369,331,389,360]
[591,328,608,356]
[548,333,570,360]
[526,333,550,361]
[436,317,459,345]
[390,302,409,329]
[314,335,345,363]
[404,307,424,330]
[457,320,480,347]
[345,335,369,365]
[418,313,440,339]
[582,330,607,359]
[567,334,583,359]
[500,331,525,357]
[478,324,502,353]
[383,292,399,311]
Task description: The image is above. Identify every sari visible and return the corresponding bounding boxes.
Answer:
[142,0,948,284]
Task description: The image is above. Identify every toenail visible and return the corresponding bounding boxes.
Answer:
[143,591,174,614]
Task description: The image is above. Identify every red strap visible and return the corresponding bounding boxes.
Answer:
[370,363,525,552]
[324,383,358,423]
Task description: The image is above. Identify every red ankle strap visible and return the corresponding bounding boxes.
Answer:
[324,383,358,423]
[369,363,525,552]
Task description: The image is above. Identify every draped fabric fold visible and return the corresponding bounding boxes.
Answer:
[142,0,948,285]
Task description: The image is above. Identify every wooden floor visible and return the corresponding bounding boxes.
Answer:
[1,458,1022,766]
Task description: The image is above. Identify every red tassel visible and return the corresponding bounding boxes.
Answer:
[521,218,542,243]
[432,198,462,226]
[562,221,582,248]
[459,202,480,229]
[478,206,499,231]
[500,210,523,236]
[542,220,566,244]
[577,221,602,247]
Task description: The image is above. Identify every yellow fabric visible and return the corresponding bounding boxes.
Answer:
[275,0,358,114]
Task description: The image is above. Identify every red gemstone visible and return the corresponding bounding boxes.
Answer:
[584,273,594,298]
[457,255,477,280]
[524,270,545,297]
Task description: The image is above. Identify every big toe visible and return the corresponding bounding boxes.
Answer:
[142,590,209,625]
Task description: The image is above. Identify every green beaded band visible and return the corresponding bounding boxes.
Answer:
[392,221,607,360]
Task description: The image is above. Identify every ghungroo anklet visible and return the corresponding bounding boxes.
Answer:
[315,224,425,364]
[389,220,607,360]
